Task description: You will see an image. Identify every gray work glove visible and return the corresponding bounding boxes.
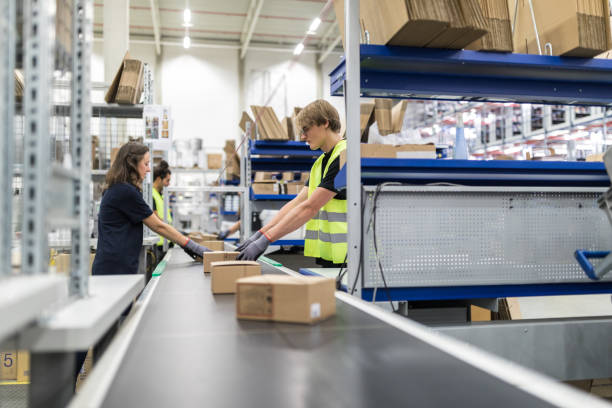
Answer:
[237,233,271,261]
[182,239,211,261]
[217,230,229,240]
[236,230,262,252]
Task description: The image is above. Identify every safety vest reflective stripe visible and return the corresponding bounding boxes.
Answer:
[304,230,347,243]
[311,210,347,223]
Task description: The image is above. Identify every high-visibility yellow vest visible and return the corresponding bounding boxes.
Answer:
[153,188,172,247]
[304,139,347,264]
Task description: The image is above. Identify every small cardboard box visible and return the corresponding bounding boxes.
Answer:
[254,172,278,182]
[236,275,336,324]
[211,261,261,294]
[189,232,218,245]
[203,251,239,273]
[202,240,225,251]
[0,350,17,380]
[286,182,305,195]
[16,351,29,382]
[207,154,222,169]
[252,181,278,195]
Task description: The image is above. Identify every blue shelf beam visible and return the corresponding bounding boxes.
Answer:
[251,157,317,172]
[361,282,612,302]
[252,194,297,201]
[334,158,608,189]
[250,140,322,157]
[330,45,612,106]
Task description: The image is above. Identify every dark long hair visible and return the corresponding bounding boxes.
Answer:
[105,142,149,191]
[153,160,171,181]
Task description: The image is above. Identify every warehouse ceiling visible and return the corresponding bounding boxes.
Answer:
[93,0,341,56]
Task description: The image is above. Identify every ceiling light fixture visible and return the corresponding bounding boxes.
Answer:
[293,42,304,55]
[183,35,191,49]
[183,8,192,24]
[307,17,321,34]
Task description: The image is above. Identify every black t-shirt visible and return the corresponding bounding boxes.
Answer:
[305,153,347,200]
[92,183,153,275]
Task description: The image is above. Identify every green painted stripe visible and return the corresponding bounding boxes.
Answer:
[152,260,167,277]
[259,256,282,267]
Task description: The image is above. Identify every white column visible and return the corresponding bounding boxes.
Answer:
[103,0,130,84]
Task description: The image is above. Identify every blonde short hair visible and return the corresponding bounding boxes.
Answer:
[295,99,341,134]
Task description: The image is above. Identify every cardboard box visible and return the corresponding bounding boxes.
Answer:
[374,99,393,136]
[105,51,130,103]
[395,144,437,159]
[467,0,513,52]
[360,143,398,159]
[115,59,144,104]
[110,147,120,167]
[211,261,261,294]
[236,275,336,324]
[0,349,17,380]
[203,251,239,273]
[282,171,295,181]
[16,350,29,382]
[52,252,96,276]
[189,232,218,245]
[202,240,225,251]
[511,0,611,57]
[207,154,222,169]
[252,181,279,195]
[254,172,278,182]
[282,117,295,141]
[250,106,288,140]
[239,111,256,137]
[360,102,376,142]
[286,182,305,195]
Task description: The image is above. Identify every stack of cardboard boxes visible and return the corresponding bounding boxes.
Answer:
[250,106,289,140]
[251,171,306,196]
[224,140,241,181]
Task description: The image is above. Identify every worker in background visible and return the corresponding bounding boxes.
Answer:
[152,160,173,265]
[76,142,211,387]
[238,99,347,266]
[218,220,240,240]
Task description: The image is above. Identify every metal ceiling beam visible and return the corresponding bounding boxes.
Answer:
[149,0,161,55]
[240,0,264,59]
[318,35,341,64]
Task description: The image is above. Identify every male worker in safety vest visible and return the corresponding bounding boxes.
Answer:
[237,99,347,266]
[152,160,173,264]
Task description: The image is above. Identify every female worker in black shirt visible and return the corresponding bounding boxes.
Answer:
[92,141,209,276]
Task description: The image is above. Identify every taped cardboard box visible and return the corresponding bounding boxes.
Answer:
[203,251,239,273]
[207,154,222,169]
[236,275,336,324]
[511,0,611,57]
[211,261,261,294]
[202,240,225,251]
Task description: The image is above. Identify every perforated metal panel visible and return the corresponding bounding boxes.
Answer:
[362,186,612,288]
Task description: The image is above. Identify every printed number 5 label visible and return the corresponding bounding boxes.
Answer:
[2,353,14,367]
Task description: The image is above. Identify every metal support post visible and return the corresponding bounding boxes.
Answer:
[240,123,252,242]
[345,0,361,296]
[70,0,93,297]
[22,0,53,275]
[0,0,15,276]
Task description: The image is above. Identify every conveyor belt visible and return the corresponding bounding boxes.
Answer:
[100,248,556,407]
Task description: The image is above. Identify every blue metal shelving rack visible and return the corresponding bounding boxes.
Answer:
[332,44,612,302]
[248,140,320,247]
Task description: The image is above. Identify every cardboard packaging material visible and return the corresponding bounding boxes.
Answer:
[203,251,239,273]
[286,182,305,195]
[252,181,279,195]
[374,99,394,135]
[239,111,256,138]
[360,102,376,142]
[211,261,261,294]
[291,107,303,141]
[53,253,96,276]
[282,117,295,141]
[189,232,218,245]
[282,171,295,181]
[105,51,145,104]
[510,0,611,57]
[16,350,29,382]
[14,69,24,98]
[0,349,17,380]
[391,100,409,134]
[202,240,225,251]
[395,144,437,159]
[250,106,289,140]
[426,0,488,49]
[255,172,279,182]
[360,143,398,159]
[207,154,222,169]
[468,0,513,52]
[56,0,72,57]
[236,275,336,324]
[300,172,309,182]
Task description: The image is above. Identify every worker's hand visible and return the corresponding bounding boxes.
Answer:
[182,239,211,261]
[236,230,262,252]
[237,233,271,261]
[217,230,229,240]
